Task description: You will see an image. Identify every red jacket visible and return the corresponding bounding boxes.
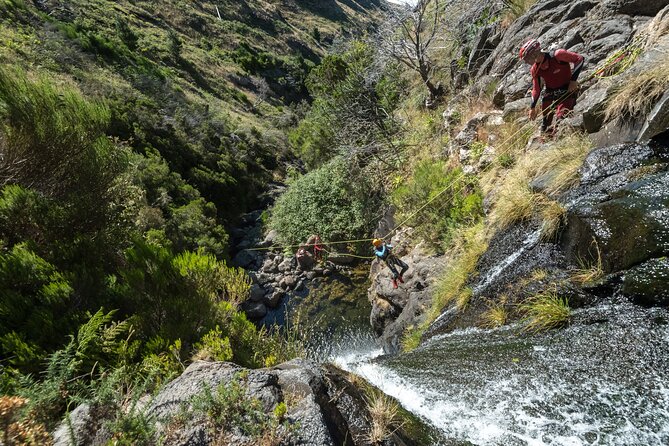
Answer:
[530,49,584,108]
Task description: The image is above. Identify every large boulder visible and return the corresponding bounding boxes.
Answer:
[621,257,669,306]
[561,143,669,272]
[368,242,446,353]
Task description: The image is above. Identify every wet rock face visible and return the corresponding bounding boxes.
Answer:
[622,257,669,306]
[562,142,669,273]
[368,239,446,354]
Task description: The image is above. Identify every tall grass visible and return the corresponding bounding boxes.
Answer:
[570,239,604,285]
[402,223,489,351]
[488,131,591,231]
[604,59,669,122]
[365,390,401,444]
[520,286,571,332]
[501,0,538,28]
[479,304,507,328]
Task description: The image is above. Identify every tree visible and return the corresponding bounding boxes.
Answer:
[290,41,404,171]
[380,0,445,105]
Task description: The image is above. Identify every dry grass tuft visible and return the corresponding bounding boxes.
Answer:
[429,223,489,320]
[530,269,548,281]
[541,132,593,195]
[489,169,537,229]
[480,304,508,328]
[520,286,571,332]
[571,240,604,285]
[604,59,669,122]
[538,197,566,240]
[488,130,590,230]
[500,0,539,29]
[365,391,401,444]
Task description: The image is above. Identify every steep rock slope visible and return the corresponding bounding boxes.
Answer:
[368,0,669,350]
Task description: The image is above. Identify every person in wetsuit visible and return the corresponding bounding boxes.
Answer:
[372,238,408,289]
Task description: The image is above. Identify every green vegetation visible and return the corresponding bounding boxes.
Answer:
[269,157,380,248]
[0,0,386,434]
[520,287,571,332]
[392,161,483,251]
[182,373,292,445]
[604,58,669,122]
[479,303,508,328]
[402,223,489,351]
[290,41,404,170]
[366,390,401,444]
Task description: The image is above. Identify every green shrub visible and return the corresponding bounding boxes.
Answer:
[269,157,380,248]
[392,161,483,250]
[187,374,291,443]
[520,286,571,332]
[0,243,74,371]
[192,325,233,362]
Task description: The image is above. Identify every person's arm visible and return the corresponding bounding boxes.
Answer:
[529,67,541,119]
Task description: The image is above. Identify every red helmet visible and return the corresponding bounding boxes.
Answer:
[519,39,541,60]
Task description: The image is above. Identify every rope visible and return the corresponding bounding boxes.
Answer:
[241,43,641,258]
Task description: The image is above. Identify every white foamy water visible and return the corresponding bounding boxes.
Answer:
[333,304,669,446]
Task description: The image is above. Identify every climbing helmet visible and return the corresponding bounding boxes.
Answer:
[519,39,541,62]
[372,238,383,247]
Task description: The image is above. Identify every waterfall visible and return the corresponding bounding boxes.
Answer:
[333,302,669,445]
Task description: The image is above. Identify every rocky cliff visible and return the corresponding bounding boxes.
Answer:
[368,0,669,352]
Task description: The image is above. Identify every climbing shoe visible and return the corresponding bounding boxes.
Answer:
[398,275,405,283]
[392,279,398,289]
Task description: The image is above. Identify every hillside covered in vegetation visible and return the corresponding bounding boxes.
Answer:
[0,0,389,442]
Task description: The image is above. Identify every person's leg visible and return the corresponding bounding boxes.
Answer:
[555,96,576,129]
[541,97,556,134]
[386,260,400,279]
[398,258,409,281]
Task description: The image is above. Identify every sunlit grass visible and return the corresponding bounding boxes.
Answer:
[538,197,566,240]
[401,223,489,352]
[479,304,508,328]
[365,391,401,444]
[604,58,669,122]
[571,239,604,285]
[520,286,571,332]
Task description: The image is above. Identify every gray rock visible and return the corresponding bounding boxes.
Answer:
[261,258,278,274]
[503,97,530,120]
[264,289,285,308]
[368,242,446,353]
[241,300,267,319]
[605,0,669,16]
[249,284,266,302]
[259,229,279,248]
[283,275,297,289]
[638,90,669,143]
[278,257,293,273]
[576,85,610,133]
[621,257,669,306]
[52,403,111,446]
[231,250,257,268]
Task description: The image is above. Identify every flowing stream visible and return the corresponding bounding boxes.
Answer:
[332,300,669,445]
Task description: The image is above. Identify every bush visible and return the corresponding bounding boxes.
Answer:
[520,286,571,332]
[269,157,380,248]
[392,161,483,250]
[186,373,291,444]
[0,243,74,371]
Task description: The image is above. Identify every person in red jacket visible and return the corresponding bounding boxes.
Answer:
[519,39,585,136]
